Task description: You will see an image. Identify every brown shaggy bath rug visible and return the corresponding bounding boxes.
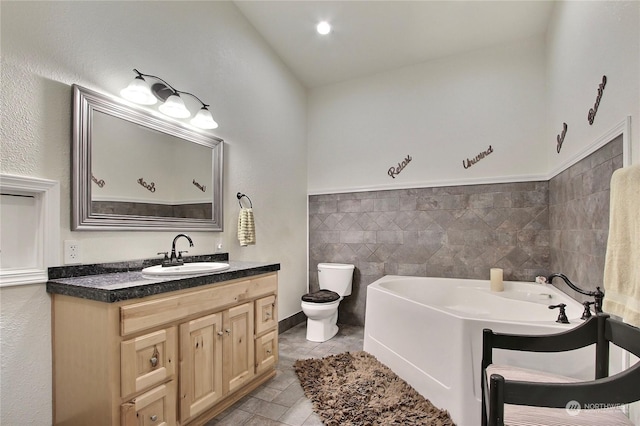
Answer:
[294,351,456,426]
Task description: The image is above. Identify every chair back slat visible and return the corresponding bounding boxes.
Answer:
[605,319,640,357]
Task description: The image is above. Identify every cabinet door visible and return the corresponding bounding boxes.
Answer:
[121,381,176,426]
[121,328,176,398]
[255,295,277,335]
[255,330,278,375]
[223,303,255,394]
[179,312,223,423]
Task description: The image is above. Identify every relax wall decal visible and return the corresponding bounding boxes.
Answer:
[388,155,412,178]
[556,122,568,153]
[462,145,493,169]
[588,75,607,125]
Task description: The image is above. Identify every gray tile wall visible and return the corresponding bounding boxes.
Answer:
[309,182,551,325]
[307,137,622,326]
[549,136,623,303]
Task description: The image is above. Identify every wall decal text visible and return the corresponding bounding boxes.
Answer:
[388,155,412,178]
[462,145,493,169]
[588,75,607,125]
[91,174,105,188]
[556,122,568,153]
[137,177,156,193]
[192,179,206,192]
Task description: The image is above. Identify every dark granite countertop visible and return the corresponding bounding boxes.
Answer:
[47,254,280,303]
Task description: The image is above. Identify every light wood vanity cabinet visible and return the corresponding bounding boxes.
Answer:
[52,272,278,426]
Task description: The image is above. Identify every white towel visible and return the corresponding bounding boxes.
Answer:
[603,164,640,327]
[237,207,256,246]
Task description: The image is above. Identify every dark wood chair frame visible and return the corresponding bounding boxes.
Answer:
[481,314,640,426]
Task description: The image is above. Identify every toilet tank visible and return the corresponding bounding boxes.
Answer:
[317,263,354,296]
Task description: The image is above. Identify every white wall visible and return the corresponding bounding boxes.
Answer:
[0,2,307,424]
[308,37,548,194]
[546,0,640,169]
[546,2,640,422]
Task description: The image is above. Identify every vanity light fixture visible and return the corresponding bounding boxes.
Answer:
[121,69,219,129]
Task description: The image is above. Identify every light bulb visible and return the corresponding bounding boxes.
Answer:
[158,93,191,118]
[120,76,157,105]
[317,21,331,35]
[190,107,219,129]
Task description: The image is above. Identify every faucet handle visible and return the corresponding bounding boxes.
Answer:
[157,252,169,260]
[549,303,569,324]
[581,301,595,320]
[178,250,188,260]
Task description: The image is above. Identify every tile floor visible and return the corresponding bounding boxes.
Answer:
[206,323,365,425]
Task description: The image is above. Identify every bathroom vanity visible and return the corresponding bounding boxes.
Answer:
[47,256,280,426]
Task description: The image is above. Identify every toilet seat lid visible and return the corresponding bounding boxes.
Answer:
[301,289,340,303]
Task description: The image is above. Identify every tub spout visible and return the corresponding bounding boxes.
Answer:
[547,273,604,314]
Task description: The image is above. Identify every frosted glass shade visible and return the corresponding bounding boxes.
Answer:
[190,107,219,129]
[120,76,157,105]
[158,94,191,118]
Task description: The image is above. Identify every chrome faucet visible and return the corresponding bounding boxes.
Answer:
[547,273,604,315]
[160,234,194,267]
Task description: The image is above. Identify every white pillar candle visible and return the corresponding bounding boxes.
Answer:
[490,268,504,292]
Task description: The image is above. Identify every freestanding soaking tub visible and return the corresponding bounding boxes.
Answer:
[363,275,594,425]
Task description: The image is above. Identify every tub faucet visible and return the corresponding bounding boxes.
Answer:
[549,303,569,324]
[161,234,194,267]
[547,273,604,315]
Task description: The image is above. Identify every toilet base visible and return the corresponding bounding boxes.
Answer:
[306,317,339,342]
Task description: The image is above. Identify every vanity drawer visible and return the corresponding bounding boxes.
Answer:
[255,330,278,375]
[121,327,176,398]
[120,273,277,336]
[121,381,176,426]
[255,295,277,335]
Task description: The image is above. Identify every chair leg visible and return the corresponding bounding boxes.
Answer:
[489,375,505,426]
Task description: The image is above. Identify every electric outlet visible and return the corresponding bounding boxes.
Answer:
[64,240,81,264]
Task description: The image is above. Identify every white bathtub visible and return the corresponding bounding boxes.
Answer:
[363,276,594,426]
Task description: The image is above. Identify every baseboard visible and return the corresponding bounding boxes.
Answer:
[279,311,306,334]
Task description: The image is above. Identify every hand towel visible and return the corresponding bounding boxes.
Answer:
[603,164,640,327]
[237,207,256,246]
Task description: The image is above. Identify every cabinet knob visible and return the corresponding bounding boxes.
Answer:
[266,349,272,354]
[225,329,231,334]
[217,331,224,336]
[150,346,160,368]
[150,414,158,422]
[265,312,271,318]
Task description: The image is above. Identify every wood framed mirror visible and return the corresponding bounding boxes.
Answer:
[72,85,223,231]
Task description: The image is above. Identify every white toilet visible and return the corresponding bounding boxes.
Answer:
[301,263,355,342]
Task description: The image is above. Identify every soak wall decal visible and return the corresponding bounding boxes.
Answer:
[588,75,607,125]
[462,145,493,169]
[388,155,412,178]
[556,122,568,153]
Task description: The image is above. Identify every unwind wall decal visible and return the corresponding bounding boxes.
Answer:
[462,145,493,169]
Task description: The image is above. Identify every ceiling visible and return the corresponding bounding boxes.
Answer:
[234,1,556,88]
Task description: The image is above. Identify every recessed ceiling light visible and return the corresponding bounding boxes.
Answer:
[316,21,331,35]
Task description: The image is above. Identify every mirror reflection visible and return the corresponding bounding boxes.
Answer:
[72,85,223,231]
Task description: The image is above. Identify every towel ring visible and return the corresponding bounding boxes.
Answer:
[237,192,253,208]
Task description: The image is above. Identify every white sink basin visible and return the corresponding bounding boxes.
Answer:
[142,262,230,277]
